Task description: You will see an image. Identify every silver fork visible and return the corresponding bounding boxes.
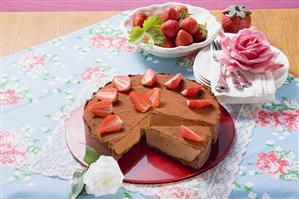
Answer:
[212,40,228,92]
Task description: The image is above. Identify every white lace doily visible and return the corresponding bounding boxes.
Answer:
[28,80,260,198]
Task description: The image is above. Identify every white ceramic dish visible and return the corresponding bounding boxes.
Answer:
[121,2,221,58]
[193,44,289,89]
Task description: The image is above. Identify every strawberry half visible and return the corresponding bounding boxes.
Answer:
[89,100,113,118]
[187,99,212,109]
[164,73,183,90]
[181,85,203,97]
[141,68,157,87]
[129,91,151,113]
[144,88,161,108]
[180,125,203,142]
[95,87,119,103]
[112,75,131,92]
[97,114,123,135]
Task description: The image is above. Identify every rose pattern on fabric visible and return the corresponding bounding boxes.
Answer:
[256,151,289,177]
[175,51,198,72]
[155,187,196,199]
[91,35,113,49]
[280,110,299,130]
[220,28,283,73]
[256,109,280,128]
[80,66,109,83]
[0,130,26,167]
[112,36,138,52]
[21,55,45,70]
[0,89,22,105]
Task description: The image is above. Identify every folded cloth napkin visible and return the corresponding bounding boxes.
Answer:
[211,52,276,104]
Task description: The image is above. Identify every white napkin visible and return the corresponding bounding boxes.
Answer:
[211,53,276,104]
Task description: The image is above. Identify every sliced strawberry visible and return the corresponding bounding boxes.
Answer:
[181,85,203,97]
[112,75,131,92]
[129,91,151,113]
[164,73,183,89]
[187,99,212,109]
[89,100,113,118]
[180,125,203,142]
[97,114,123,135]
[95,87,119,103]
[141,68,157,87]
[144,88,161,108]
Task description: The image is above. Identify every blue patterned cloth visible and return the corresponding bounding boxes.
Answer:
[1,13,298,199]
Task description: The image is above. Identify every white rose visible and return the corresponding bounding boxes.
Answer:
[83,156,124,197]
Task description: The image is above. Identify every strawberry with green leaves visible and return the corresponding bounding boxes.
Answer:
[193,23,208,42]
[221,4,252,33]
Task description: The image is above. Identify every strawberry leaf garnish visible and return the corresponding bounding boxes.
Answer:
[129,16,165,46]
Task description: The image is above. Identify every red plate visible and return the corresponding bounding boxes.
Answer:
[66,104,235,184]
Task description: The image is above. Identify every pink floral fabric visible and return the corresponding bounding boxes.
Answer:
[91,35,138,52]
[0,90,22,105]
[20,55,45,70]
[81,66,109,83]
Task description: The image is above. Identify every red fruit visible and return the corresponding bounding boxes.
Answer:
[187,99,212,109]
[167,7,178,20]
[160,20,179,38]
[144,88,161,108]
[193,24,208,42]
[179,17,198,34]
[221,4,251,33]
[89,100,113,118]
[180,125,203,142]
[176,6,189,19]
[112,75,131,92]
[132,11,148,27]
[97,114,123,135]
[95,87,119,103]
[181,85,203,97]
[175,30,193,46]
[165,73,183,89]
[129,91,151,113]
[141,68,157,87]
[160,37,175,48]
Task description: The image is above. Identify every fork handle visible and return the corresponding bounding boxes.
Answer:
[236,71,252,87]
[215,64,228,92]
[230,71,243,89]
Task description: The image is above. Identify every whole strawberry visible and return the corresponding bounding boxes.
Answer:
[159,37,174,48]
[133,11,148,27]
[221,4,251,33]
[160,20,179,38]
[179,17,198,34]
[175,30,193,46]
[193,23,208,42]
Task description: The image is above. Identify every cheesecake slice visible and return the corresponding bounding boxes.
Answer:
[146,126,212,169]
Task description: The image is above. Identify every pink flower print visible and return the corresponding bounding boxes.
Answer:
[91,35,113,49]
[81,66,108,83]
[155,187,196,199]
[112,36,138,52]
[256,109,281,127]
[256,151,289,177]
[0,130,26,167]
[281,109,299,130]
[0,90,22,105]
[22,54,45,70]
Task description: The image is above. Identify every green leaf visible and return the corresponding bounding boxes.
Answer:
[147,28,165,45]
[83,145,100,165]
[69,169,87,199]
[128,26,145,44]
[123,192,133,199]
[142,16,164,31]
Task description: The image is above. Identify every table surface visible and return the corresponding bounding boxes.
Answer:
[1,9,299,77]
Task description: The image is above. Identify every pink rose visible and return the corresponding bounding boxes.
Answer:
[256,109,281,127]
[0,90,22,105]
[256,151,289,177]
[22,55,45,69]
[281,109,299,130]
[220,29,283,73]
[81,66,108,82]
[91,35,113,49]
[112,36,138,52]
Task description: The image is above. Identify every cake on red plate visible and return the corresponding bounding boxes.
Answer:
[83,71,220,169]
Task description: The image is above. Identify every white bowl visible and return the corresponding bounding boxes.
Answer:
[121,2,221,58]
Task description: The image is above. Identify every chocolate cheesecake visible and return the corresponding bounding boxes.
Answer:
[83,73,220,169]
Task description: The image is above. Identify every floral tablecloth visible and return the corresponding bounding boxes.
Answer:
[1,12,298,199]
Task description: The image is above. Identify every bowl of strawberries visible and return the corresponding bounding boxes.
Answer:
[121,2,221,58]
